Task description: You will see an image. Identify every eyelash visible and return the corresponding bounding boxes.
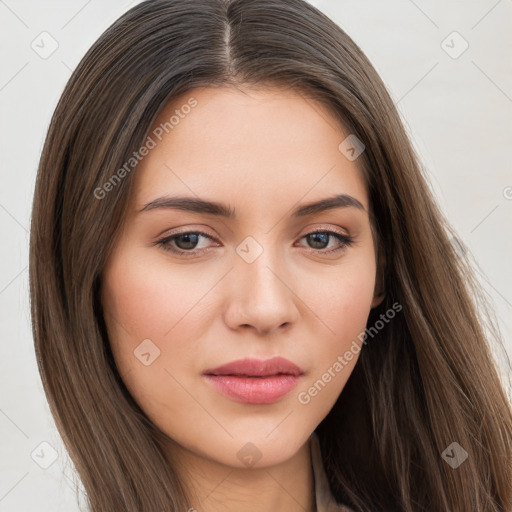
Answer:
[154,228,354,257]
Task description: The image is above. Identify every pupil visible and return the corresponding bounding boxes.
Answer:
[176,233,199,250]
[308,233,328,249]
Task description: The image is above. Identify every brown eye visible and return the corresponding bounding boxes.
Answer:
[156,231,216,255]
[173,233,202,250]
[298,230,354,253]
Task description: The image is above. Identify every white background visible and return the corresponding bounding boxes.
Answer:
[1,1,511,510]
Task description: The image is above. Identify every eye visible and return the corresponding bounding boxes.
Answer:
[155,228,354,257]
[296,229,354,254]
[155,230,217,255]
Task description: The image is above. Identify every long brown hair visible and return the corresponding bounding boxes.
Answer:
[29,0,512,510]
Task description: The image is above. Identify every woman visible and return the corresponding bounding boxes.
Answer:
[29,0,512,511]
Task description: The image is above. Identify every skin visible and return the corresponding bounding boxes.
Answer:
[100,85,384,512]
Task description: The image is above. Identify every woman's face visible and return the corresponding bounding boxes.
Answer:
[101,85,382,469]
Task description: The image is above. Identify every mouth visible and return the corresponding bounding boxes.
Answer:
[202,356,304,404]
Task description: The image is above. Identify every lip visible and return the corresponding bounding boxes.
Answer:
[203,357,304,404]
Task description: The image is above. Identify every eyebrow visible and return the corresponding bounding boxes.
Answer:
[139,193,366,218]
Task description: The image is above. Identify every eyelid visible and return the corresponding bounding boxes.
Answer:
[297,225,350,238]
[154,224,216,240]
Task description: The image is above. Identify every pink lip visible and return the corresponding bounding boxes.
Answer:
[203,357,304,404]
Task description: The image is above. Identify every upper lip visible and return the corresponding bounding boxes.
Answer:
[203,356,304,377]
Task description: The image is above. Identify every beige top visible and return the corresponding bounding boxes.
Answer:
[310,433,354,512]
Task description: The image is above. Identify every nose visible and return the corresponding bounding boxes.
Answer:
[223,245,300,336]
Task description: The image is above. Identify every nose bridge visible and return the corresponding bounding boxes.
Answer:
[242,243,283,293]
[225,234,299,333]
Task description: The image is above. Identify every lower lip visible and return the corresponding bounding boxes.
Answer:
[203,374,301,404]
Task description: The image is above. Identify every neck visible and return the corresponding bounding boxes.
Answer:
[168,437,316,512]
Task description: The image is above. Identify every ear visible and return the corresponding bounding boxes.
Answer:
[371,248,386,309]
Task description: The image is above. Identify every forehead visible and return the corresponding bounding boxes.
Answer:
[131,85,369,215]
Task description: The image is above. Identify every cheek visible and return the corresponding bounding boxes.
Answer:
[305,250,376,349]
[101,247,214,345]
[291,249,376,414]
[100,247,222,409]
